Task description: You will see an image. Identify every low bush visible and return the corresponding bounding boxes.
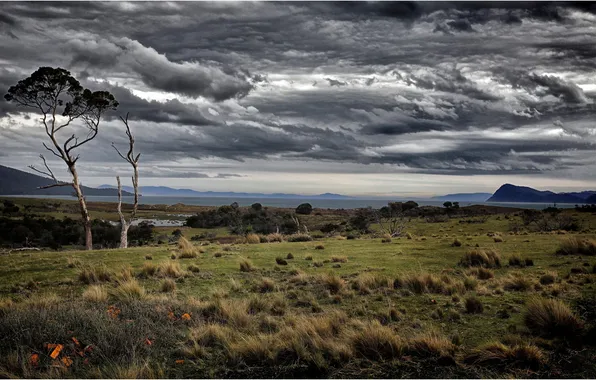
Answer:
[275,257,288,265]
[465,296,484,314]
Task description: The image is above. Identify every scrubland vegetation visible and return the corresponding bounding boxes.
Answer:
[1,197,596,378]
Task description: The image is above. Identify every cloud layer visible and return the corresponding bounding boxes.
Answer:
[1,1,596,195]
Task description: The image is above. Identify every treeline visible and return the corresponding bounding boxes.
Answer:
[0,217,154,250]
[185,203,304,235]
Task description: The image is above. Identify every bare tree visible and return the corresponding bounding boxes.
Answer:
[374,202,416,237]
[5,67,118,250]
[112,113,140,249]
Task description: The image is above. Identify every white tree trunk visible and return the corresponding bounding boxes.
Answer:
[116,176,129,249]
[70,165,92,250]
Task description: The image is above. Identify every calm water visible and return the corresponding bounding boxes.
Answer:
[7,195,575,210]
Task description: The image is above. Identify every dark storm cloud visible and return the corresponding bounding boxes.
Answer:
[1,1,596,180]
[496,70,588,104]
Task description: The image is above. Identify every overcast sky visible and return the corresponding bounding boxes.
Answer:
[2,1,596,197]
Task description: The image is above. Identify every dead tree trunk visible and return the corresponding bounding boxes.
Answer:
[113,113,140,249]
[116,176,129,248]
[70,164,93,249]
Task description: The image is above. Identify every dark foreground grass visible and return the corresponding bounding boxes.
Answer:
[1,215,596,377]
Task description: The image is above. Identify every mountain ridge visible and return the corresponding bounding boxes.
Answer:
[487,183,595,204]
[98,184,353,199]
[0,165,133,196]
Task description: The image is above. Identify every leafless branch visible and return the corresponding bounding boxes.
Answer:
[28,155,72,189]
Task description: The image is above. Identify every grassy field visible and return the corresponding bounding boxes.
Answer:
[1,199,596,378]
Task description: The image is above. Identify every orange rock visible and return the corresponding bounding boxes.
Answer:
[50,344,63,359]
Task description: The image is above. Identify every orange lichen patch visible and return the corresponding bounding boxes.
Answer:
[71,337,80,346]
[49,344,64,359]
[61,356,73,367]
[145,338,153,346]
[181,313,191,321]
[175,359,185,364]
[168,311,176,321]
[107,305,121,319]
[30,353,39,367]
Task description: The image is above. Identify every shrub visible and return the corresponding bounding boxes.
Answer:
[160,279,177,293]
[295,203,313,215]
[331,256,348,263]
[464,342,546,370]
[493,236,504,243]
[556,237,596,256]
[111,279,145,301]
[246,233,261,244]
[539,272,557,285]
[305,255,313,261]
[524,297,583,338]
[145,254,153,260]
[177,236,197,258]
[240,259,255,272]
[459,249,502,268]
[82,285,108,303]
[451,238,462,247]
[315,244,325,250]
[287,233,313,242]
[465,296,484,314]
[78,265,112,284]
[286,253,294,259]
[275,257,288,265]
[313,261,324,267]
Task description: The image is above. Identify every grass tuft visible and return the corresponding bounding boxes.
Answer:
[556,237,596,256]
[524,297,584,338]
[178,236,198,258]
[82,285,108,303]
[160,278,177,293]
[240,259,255,272]
[111,279,146,301]
[459,248,501,268]
[246,233,261,244]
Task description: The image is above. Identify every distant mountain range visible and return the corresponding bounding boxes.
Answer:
[98,184,353,199]
[3,164,596,204]
[431,193,493,202]
[487,184,596,204]
[0,165,132,196]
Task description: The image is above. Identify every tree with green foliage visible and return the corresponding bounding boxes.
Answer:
[295,203,313,215]
[4,67,118,250]
[443,201,453,209]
